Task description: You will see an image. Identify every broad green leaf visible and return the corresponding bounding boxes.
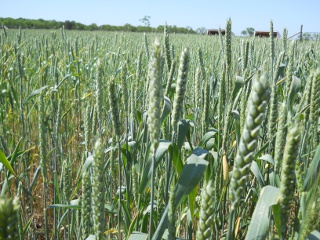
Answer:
[82,154,94,172]
[24,85,49,103]
[128,212,140,236]
[128,232,148,240]
[303,144,320,191]
[177,119,189,150]
[232,76,244,99]
[245,186,280,240]
[250,160,265,188]
[172,143,183,175]
[139,140,172,193]
[160,96,171,124]
[47,199,81,210]
[152,148,208,240]
[22,216,33,240]
[288,75,301,106]
[173,148,208,206]
[85,235,95,240]
[257,154,275,165]
[47,204,81,210]
[198,131,217,147]
[188,184,198,230]
[307,230,320,240]
[231,110,241,148]
[0,149,17,178]
[272,203,282,240]
[55,74,71,89]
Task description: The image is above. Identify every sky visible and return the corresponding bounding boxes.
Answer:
[1,0,320,36]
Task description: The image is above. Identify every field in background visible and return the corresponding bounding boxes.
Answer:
[0,21,320,240]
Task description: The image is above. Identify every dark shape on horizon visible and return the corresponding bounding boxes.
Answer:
[254,31,281,38]
[207,28,235,36]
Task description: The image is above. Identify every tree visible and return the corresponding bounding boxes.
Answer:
[196,27,207,34]
[241,27,255,36]
[139,15,151,27]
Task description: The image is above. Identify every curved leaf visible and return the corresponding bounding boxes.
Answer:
[160,96,171,124]
[24,85,49,103]
[257,154,275,165]
[152,148,208,240]
[0,149,17,178]
[198,131,217,147]
[139,140,172,193]
[250,160,265,188]
[307,230,320,240]
[177,119,189,150]
[303,144,320,191]
[128,232,148,240]
[245,186,280,240]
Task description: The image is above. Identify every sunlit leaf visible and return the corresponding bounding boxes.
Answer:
[0,149,17,178]
[246,186,280,240]
[152,148,208,240]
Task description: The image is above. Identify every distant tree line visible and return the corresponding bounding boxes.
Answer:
[0,17,199,34]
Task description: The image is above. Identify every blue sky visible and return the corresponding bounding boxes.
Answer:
[1,0,319,36]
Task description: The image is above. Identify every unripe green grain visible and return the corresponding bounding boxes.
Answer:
[198,48,206,81]
[144,33,150,60]
[0,197,20,239]
[274,103,288,168]
[91,138,106,239]
[229,73,270,210]
[226,18,232,69]
[167,183,176,240]
[121,62,129,114]
[299,190,320,240]
[147,38,163,154]
[84,104,92,154]
[95,60,103,133]
[282,28,288,54]
[286,41,295,99]
[61,157,71,202]
[309,70,320,148]
[194,66,201,110]
[171,48,190,132]
[241,40,249,74]
[164,60,176,97]
[108,78,121,139]
[268,52,284,148]
[218,63,226,131]
[240,82,247,133]
[270,20,275,73]
[164,23,172,71]
[39,91,49,239]
[133,49,142,111]
[279,125,301,238]
[81,163,92,239]
[202,80,210,135]
[196,180,215,240]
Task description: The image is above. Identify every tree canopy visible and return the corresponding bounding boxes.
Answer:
[241,27,255,36]
[0,17,198,34]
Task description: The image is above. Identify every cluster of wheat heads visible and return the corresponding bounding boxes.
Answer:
[0,20,319,239]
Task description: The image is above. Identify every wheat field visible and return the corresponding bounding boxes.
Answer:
[0,20,320,240]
